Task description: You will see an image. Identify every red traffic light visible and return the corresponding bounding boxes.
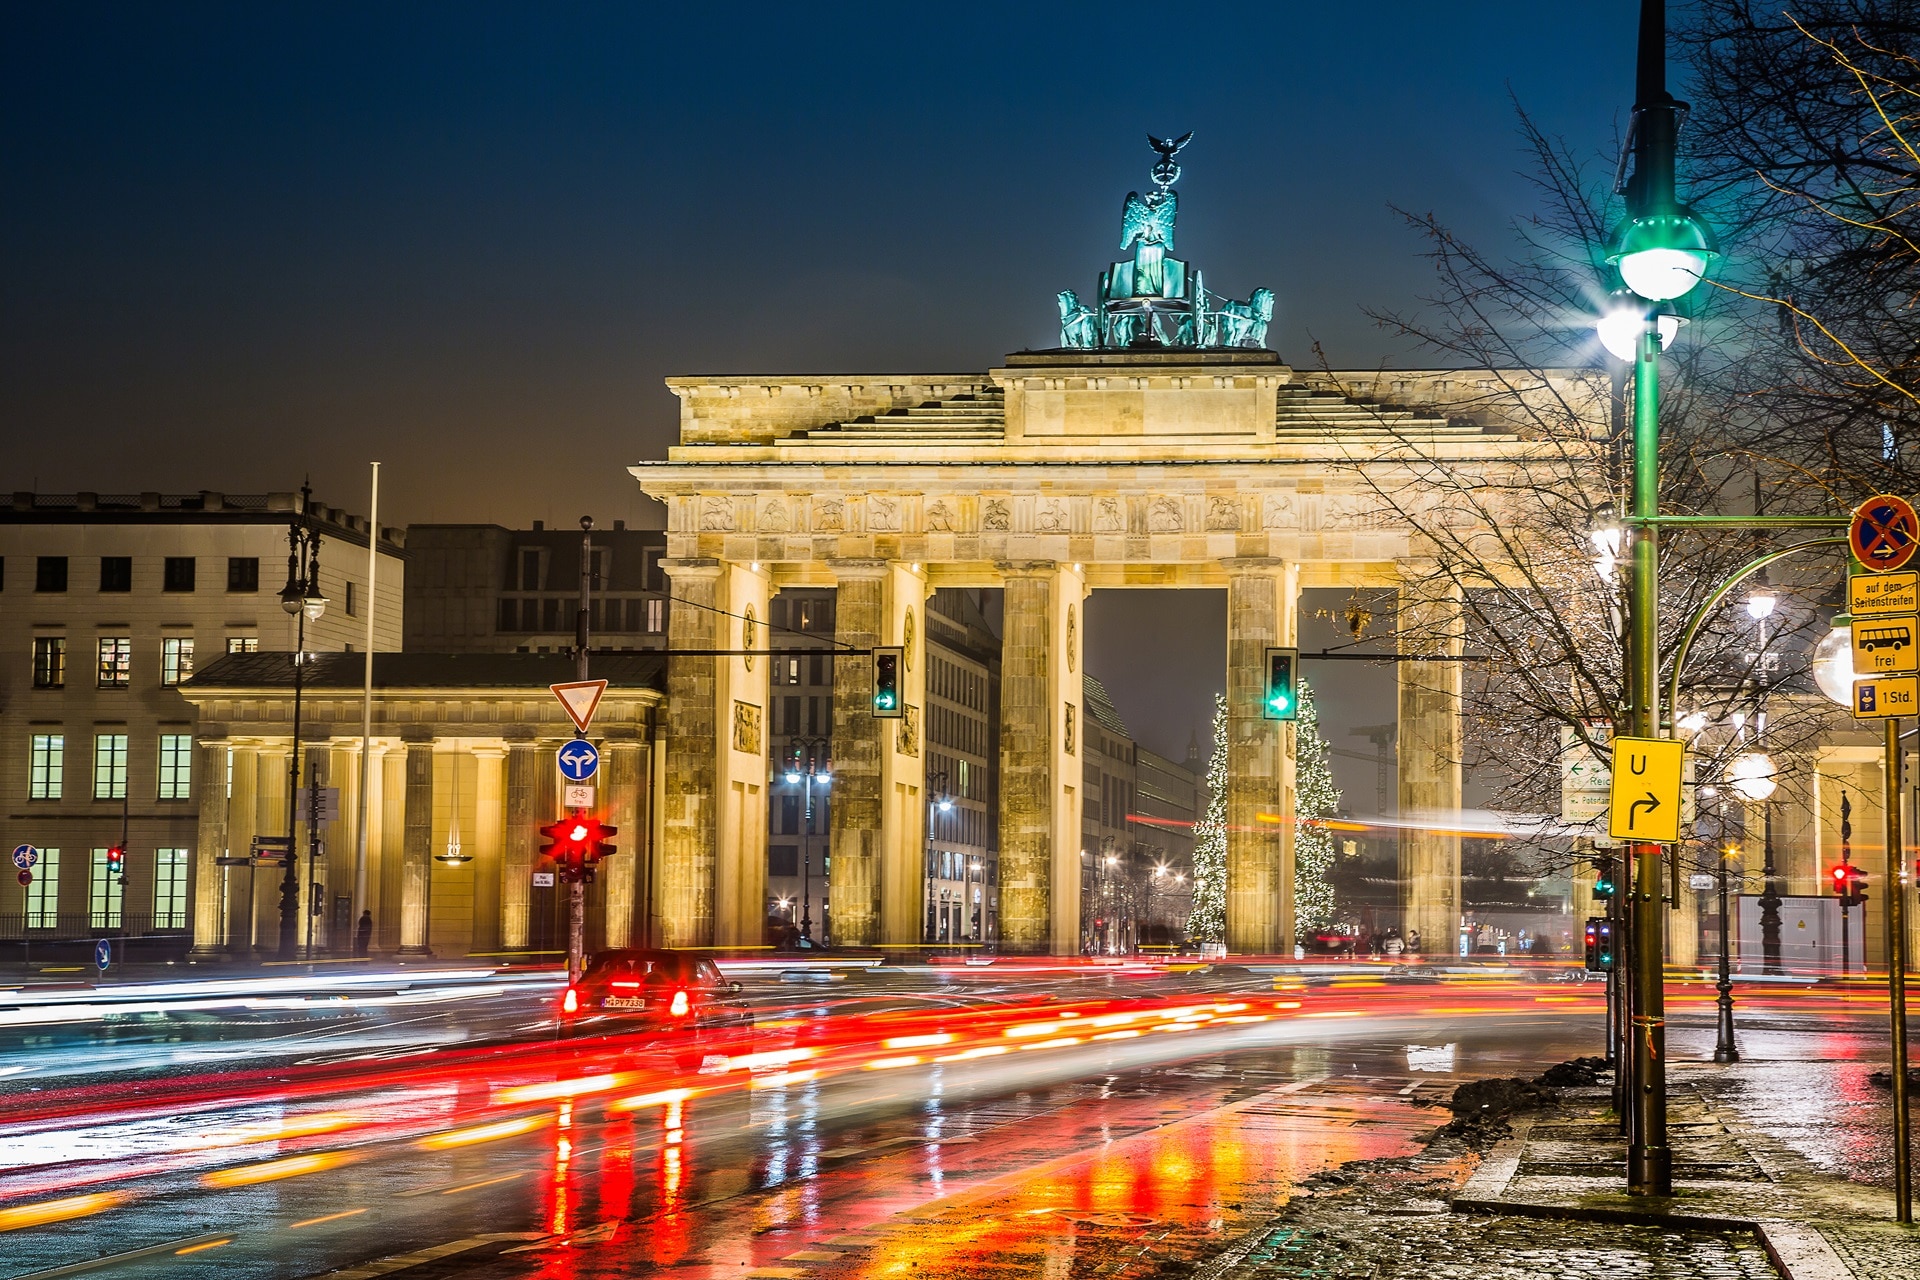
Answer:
[1832,864,1849,894]
[105,845,125,873]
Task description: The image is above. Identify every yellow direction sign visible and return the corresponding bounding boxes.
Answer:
[1854,614,1919,674]
[1851,571,1920,617]
[1608,736,1686,844]
[1855,674,1920,719]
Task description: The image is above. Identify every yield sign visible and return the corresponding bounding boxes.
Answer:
[550,679,608,734]
[1850,494,1920,571]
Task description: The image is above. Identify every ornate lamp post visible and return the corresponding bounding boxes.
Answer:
[785,735,831,943]
[1597,0,1720,1196]
[277,483,329,961]
[924,770,952,943]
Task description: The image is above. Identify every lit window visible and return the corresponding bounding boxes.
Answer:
[29,735,64,800]
[158,734,193,801]
[25,849,59,929]
[90,848,124,929]
[94,734,128,800]
[645,597,665,633]
[33,637,65,689]
[97,637,131,687]
[153,849,190,929]
[227,636,259,654]
[161,637,195,687]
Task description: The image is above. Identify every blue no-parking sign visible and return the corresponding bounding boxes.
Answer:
[556,739,600,783]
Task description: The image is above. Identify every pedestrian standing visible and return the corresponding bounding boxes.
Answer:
[354,909,373,957]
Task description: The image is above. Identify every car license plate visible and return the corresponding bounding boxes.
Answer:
[603,996,647,1009]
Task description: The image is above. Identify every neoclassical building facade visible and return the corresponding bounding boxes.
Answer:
[177,652,664,959]
[635,349,1598,955]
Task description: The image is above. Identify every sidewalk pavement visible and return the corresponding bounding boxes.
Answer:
[1445,1062,1920,1280]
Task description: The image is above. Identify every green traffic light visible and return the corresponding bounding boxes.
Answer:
[1268,694,1290,712]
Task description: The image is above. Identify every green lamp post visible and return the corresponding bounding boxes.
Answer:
[1601,0,1717,1197]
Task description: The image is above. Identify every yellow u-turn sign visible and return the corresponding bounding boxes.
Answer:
[1607,736,1686,844]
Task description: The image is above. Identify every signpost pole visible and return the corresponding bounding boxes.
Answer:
[568,517,593,986]
[1889,716,1913,1222]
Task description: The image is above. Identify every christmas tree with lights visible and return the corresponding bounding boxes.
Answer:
[1293,678,1341,938]
[1187,693,1228,945]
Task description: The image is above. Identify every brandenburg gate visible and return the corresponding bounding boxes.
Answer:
[634,136,1590,955]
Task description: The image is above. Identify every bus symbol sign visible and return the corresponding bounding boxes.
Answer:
[1852,614,1919,675]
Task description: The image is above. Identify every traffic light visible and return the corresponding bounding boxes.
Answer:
[1834,863,1869,907]
[538,816,618,885]
[1263,647,1299,720]
[872,645,904,718]
[105,845,125,875]
[1590,857,1616,900]
[538,818,583,863]
[1832,863,1849,897]
[1583,916,1616,972]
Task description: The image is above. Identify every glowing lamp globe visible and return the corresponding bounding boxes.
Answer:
[1727,751,1778,803]
[1597,309,1680,363]
[1812,625,1857,707]
[1607,209,1720,301]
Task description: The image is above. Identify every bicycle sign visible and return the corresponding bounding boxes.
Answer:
[1850,494,1920,571]
[11,845,37,871]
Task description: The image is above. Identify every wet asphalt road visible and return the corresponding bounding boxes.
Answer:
[0,969,1888,1279]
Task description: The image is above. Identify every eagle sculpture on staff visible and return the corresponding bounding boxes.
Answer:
[1120,131,1192,251]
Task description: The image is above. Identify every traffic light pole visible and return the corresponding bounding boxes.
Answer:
[1887,716,1913,1222]
[569,517,593,986]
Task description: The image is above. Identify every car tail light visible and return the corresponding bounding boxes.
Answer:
[562,987,580,1014]
[668,989,690,1017]
[610,980,641,991]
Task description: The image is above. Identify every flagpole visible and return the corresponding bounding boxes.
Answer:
[352,462,380,936]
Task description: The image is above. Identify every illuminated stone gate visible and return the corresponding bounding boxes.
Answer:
[634,350,1594,953]
[634,139,1594,954]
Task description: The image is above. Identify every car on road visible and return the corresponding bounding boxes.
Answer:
[557,949,753,1059]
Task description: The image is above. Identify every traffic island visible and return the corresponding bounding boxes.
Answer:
[1448,1061,1918,1280]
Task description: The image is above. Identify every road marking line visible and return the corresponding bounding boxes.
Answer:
[174,1239,231,1255]
[321,1232,545,1278]
[10,1232,235,1279]
[439,1174,523,1196]
[291,1209,369,1229]
[782,1250,845,1261]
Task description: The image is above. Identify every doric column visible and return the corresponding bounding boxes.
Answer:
[377,747,407,950]
[713,563,771,947]
[502,740,538,950]
[357,742,389,942]
[252,748,287,953]
[996,561,1086,953]
[1225,559,1299,955]
[398,737,435,955]
[601,739,645,949]
[223,744,258,954]
[190,740,230,960]
[471,746,506,956]
[661,560,721,947]
[879,564,932,946]
[1398,566,1463,956]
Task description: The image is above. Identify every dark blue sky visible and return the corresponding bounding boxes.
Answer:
[5,1,1640,525]
[4,3,1643,767]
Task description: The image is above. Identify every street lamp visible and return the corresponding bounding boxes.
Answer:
[1727,751,1777,802]
[1603,0,1717,1198]
[786,736,830,943]
[1597,293,1681,364]
[278,482,327,961]
[924,770,952,944]
[1813,624,1857,706]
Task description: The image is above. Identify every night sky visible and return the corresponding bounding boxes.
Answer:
[3,2,1642,790]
